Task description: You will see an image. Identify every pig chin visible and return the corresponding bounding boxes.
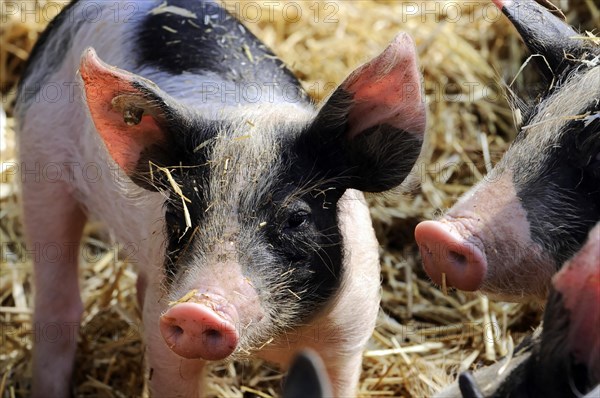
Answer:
[479,253,555,302]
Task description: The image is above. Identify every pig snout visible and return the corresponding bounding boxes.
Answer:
[415,172,557,300]
[160,295,239,360]
[414,220,487,291]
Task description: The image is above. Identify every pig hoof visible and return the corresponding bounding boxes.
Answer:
[159,302,238,360]
[415,220,486,291]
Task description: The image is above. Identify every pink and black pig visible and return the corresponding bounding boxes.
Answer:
[15,0,425,397]
[434,223,600,398]
[415,0,600,301]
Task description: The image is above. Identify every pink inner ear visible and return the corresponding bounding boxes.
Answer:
[552,226,600,380]
[80,48,165,174]
[341,33,426,139]
[491,0,511,9]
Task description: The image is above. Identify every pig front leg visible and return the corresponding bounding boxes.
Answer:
[318,189,382,397]
[316,293,380,397]
[141,277,207,397]
[23,181,87,398]
[320,346,368,397]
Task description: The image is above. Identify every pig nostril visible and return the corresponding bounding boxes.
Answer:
[448,251,467,267]
[203,328,223,343]
[421,244,432,255]
[165,323,184,339]
[172,325,184,336]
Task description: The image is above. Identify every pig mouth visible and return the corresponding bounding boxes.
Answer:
[415,217,488,292]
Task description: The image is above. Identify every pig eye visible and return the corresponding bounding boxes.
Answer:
[284,210,311,231]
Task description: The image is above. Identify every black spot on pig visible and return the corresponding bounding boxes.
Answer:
[515,102,600,267]
[260,179,344,312]
[119,108,219,277]
[136,0,305,99]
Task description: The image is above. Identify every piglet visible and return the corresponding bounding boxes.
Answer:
[15,0,426,396]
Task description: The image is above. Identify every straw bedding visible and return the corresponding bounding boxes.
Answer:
[0,1,597,397]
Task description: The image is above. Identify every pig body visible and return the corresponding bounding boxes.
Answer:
[415,0,600,301]
[16,1,426,396]
[434,223,600,398]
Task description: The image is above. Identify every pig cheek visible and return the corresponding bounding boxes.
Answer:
[448,172,555,298]
[479,230,555,300]
[481,254,555,301]
[486,238,556,300]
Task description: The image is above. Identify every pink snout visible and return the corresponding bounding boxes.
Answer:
[415,220,487,291]
[160,301,239,360]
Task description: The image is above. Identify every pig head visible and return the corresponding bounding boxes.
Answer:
[415,0,600,301]
[16,0,426,394]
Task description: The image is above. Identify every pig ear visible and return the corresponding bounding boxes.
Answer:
[493,0,589,81]
[458,372,485,398]
[301,33,425,192]
[80,48,182,187]
[549,224,600,381]
[283,350,332,398]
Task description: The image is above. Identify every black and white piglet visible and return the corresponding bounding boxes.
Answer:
[16,0,425,396]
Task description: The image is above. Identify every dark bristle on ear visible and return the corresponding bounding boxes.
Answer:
[283,350,333,398]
